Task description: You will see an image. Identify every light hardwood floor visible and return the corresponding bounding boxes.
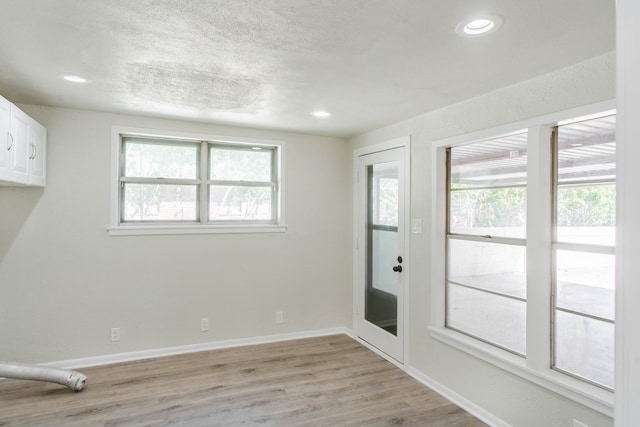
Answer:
[0,335,487,426]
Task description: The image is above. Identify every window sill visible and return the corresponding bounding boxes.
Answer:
[107,224,288,236]
[428,326,614,417]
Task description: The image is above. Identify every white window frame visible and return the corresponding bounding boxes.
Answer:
[430,100,616,417]
[109,126,286,236]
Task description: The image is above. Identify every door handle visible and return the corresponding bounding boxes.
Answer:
[392,265,403,273]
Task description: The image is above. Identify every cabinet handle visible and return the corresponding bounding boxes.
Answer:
[29,144,35,159]
[6,132,12,151]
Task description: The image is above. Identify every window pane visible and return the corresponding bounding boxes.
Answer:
[556,115,616,185]
[450,132,528,188]
[450,187,526,237]
[554,310,614,389]
[210,146,272,181]
[124,139,198,179]
[209,186,273,221]
[123,184,197,221]
[556,184,615,245]
[447,238,526,299]
[371,228,397,295]
[447,283,526,355]
[555,250,615,320]
[556,115,616,245]
[371,163,398,227]
[449,132,527,238]
[447,238,526,355]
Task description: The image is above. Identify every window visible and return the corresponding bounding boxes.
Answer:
[446,132,528,355]
[208,144,277,222]
[432,104,616,413]
[552,115,616,389]
[110,128,285,235]
[121,138,200,222]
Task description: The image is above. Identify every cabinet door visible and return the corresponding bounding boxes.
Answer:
[9,105,31,184]
[29,119,46,186]
[0,96,9,180]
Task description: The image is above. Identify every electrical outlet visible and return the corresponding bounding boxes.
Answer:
[200,318,209,332]
[275,311,284,324]
[111,327,120,342]
[573,420,588,427]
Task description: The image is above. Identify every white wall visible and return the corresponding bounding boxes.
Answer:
[349,51,615,427]
[0,106,351,363]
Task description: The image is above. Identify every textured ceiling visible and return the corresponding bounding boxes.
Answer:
[0,0,615,137]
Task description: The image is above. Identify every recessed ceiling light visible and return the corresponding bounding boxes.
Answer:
[456,15,503,37]
[60,74,90,83]
[311,110,332,118]
[465,19,494,34]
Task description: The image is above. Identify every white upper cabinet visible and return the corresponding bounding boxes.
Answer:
[29,119,46,187]
[0,96,9,180]
[0,95,47,187]
[9,105,31,184]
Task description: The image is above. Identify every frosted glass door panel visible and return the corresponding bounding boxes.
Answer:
[371,229,398,295]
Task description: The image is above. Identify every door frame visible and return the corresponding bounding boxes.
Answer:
[353,136,411,364]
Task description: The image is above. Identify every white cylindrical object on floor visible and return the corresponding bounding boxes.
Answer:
[0,362,87,391]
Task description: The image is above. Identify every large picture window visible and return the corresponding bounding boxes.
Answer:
[435,106,616,411]
[111,129,284,235]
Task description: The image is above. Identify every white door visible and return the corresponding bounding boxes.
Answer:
[355,143,407,362]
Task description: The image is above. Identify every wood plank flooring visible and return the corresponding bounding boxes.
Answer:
[0,334,487,426]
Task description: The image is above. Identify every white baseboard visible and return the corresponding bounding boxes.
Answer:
[405,366,510,427]
[44,327,352,370]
